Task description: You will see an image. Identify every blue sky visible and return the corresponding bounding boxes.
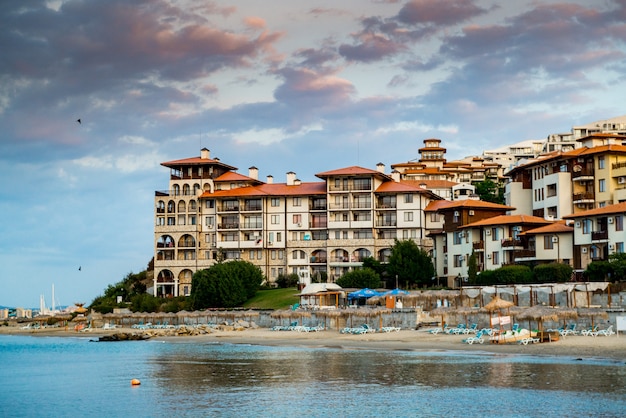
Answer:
[2,0,625,308]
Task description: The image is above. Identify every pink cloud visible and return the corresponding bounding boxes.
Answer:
[244,16,266,29]
[397,0,488,26]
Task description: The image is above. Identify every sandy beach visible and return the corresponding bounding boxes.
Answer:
[3,325,625,361]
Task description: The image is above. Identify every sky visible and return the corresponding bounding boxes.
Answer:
[1,0,626,308]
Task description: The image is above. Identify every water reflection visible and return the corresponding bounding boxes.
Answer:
[148,343,626,394]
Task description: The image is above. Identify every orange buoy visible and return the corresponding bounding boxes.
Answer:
[131,379,141,386]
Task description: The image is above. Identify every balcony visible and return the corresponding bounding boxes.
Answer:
[501,238,522,248]
[572,168,594,180]
[218,223,239,230]
[218,205,239,212]
[376,220,397,227]
[514,250,536,259]
[591,230,608,241]
[572,192,595,203]
[473,241,484,251]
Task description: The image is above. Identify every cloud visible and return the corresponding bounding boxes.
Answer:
[397,0,488,26]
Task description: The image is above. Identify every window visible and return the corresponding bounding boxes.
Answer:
[353,178,371,190]
[598,156,605,169]
[249,250,256,260]
[354,229,373,239]
[544,236,554,250]
[269,232,274,243]
[404,194,413,203]
[616,215,623,231]
[271,198,280,207]
[205,216,214,227]
[616,242,624,253]
[404,212,414,222]
[402,230,409,239]
[491,228,499,241]
[293,197,301,207]
[492,252,499,265]
[293,214,302,225]
[453,212,459,223]
[277,232,282,242]
[278,250,284,260]
[583,219,592,234]
[546,184,557,197]
[271,215,280,224]
[271,250,276,260]
[454,255,463,267]
[430,213,439,222]
[453,231,463,245]
[599,179,606,193]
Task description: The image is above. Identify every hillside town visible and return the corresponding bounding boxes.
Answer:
[152,115,626,297]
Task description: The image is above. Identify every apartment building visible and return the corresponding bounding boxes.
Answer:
[153,149,442,297]
[563,202,626,270]
[505,134,626,220]
[391,139,504,195]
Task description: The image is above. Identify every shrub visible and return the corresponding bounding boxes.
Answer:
[533,263,573,283]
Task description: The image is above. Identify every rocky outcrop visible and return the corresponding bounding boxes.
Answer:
[96,332,151,342]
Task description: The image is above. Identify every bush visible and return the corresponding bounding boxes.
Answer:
[494,265,533,284]
[533,263,573,283]
[474,269,497,286]
[276,274,299,288]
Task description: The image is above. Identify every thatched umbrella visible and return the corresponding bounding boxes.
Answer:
[430,306,456,331]
[576,307,608,328]
[482,295,515,330]
[315,309,341,330]
[515,306,559,333]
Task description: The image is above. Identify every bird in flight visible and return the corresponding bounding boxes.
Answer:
[76,119,81,124]
[78,266,82,271]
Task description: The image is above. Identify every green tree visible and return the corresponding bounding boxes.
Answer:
[474,179,504,204]
[494,265,533,284]
[190,260,264,309]
[362,256,386,277]
[336,268,380,288]
[467,251,478,284]
[608,252,626,281]
[387,239,434,288]
[275,273,299,288]
[584,260,612,282]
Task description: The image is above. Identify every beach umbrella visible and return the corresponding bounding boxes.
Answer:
[482,295,515,330]
[515,306,559,332]
[576,307,608,328]
[430,306,455,330]
[348,288,383,300]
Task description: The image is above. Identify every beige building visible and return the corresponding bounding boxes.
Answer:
[153,149,442,297]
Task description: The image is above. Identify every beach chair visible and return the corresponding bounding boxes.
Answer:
[581,325,598,336]
[519,336,540,345]
[462,330,484,344]
[381,326,401,332]
[463,323,478,334]
[591,325,614,337]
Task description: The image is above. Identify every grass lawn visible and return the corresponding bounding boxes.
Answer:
[243,287,300,310]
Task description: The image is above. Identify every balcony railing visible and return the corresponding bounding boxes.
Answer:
[591,230,608,241]
[514,250,536,258]
[501,239,522,248]
[573,192,595,202]
[218,223,239,229]
[473,241,484,250]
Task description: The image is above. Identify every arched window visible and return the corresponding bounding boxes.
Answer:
[178,200,186,212]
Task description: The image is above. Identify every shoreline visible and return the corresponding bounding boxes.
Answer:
[2,326,625,361]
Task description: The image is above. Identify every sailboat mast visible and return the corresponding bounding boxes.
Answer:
[52,284,55,313]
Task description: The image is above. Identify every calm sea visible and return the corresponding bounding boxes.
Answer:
[0,335,624,418]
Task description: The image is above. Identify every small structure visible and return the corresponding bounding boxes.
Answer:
[297,283,344,308]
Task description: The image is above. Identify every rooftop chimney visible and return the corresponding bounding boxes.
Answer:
[248,166,258,180]
[200,148,210,159]
[391,170,400,182]
[376,162,385,174]
[266,175,274,184]
[294,179,302,186]
[286,171,296,186]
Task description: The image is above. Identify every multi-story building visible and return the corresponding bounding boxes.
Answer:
[391,139,504,196]
[505,134,626,220]
[563,202,626,270]
[153,149,442,296]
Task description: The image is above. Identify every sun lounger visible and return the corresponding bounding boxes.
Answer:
[581,326,598,336]
[519,337,540,345]
[462,330,484,344]
[591,325,614,337]
[381,326,401,332]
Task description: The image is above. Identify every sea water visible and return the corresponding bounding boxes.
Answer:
[0,335,624,418]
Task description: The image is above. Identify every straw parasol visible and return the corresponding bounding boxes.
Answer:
[515,306,559,332]
[482,295,515,330]
[576,307,609,328]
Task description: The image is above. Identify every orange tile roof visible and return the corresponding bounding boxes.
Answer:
[214,171,261,183]
[200,182,327,198]
[563,201,626,218]
[435,200,514,211]
[375,181,443,200]
[402,179,458,188]
[161,156,237,170]
[424,200,451,212]
[315,166,390,178]
[461,214,550,228]
[521,221,573,235]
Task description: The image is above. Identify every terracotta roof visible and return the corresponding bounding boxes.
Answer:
[375,181,443,200]
[315,166,390,179]
[521,221,574,235]
[563,201,626,218]
[435,200,514,211]
[460,214,550,229]
[214,171,261,183]
[201,182,327,198]
[579,144,626,155]
[424,200,451,212]
[402,179,458,188]
[161,156,237,170]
